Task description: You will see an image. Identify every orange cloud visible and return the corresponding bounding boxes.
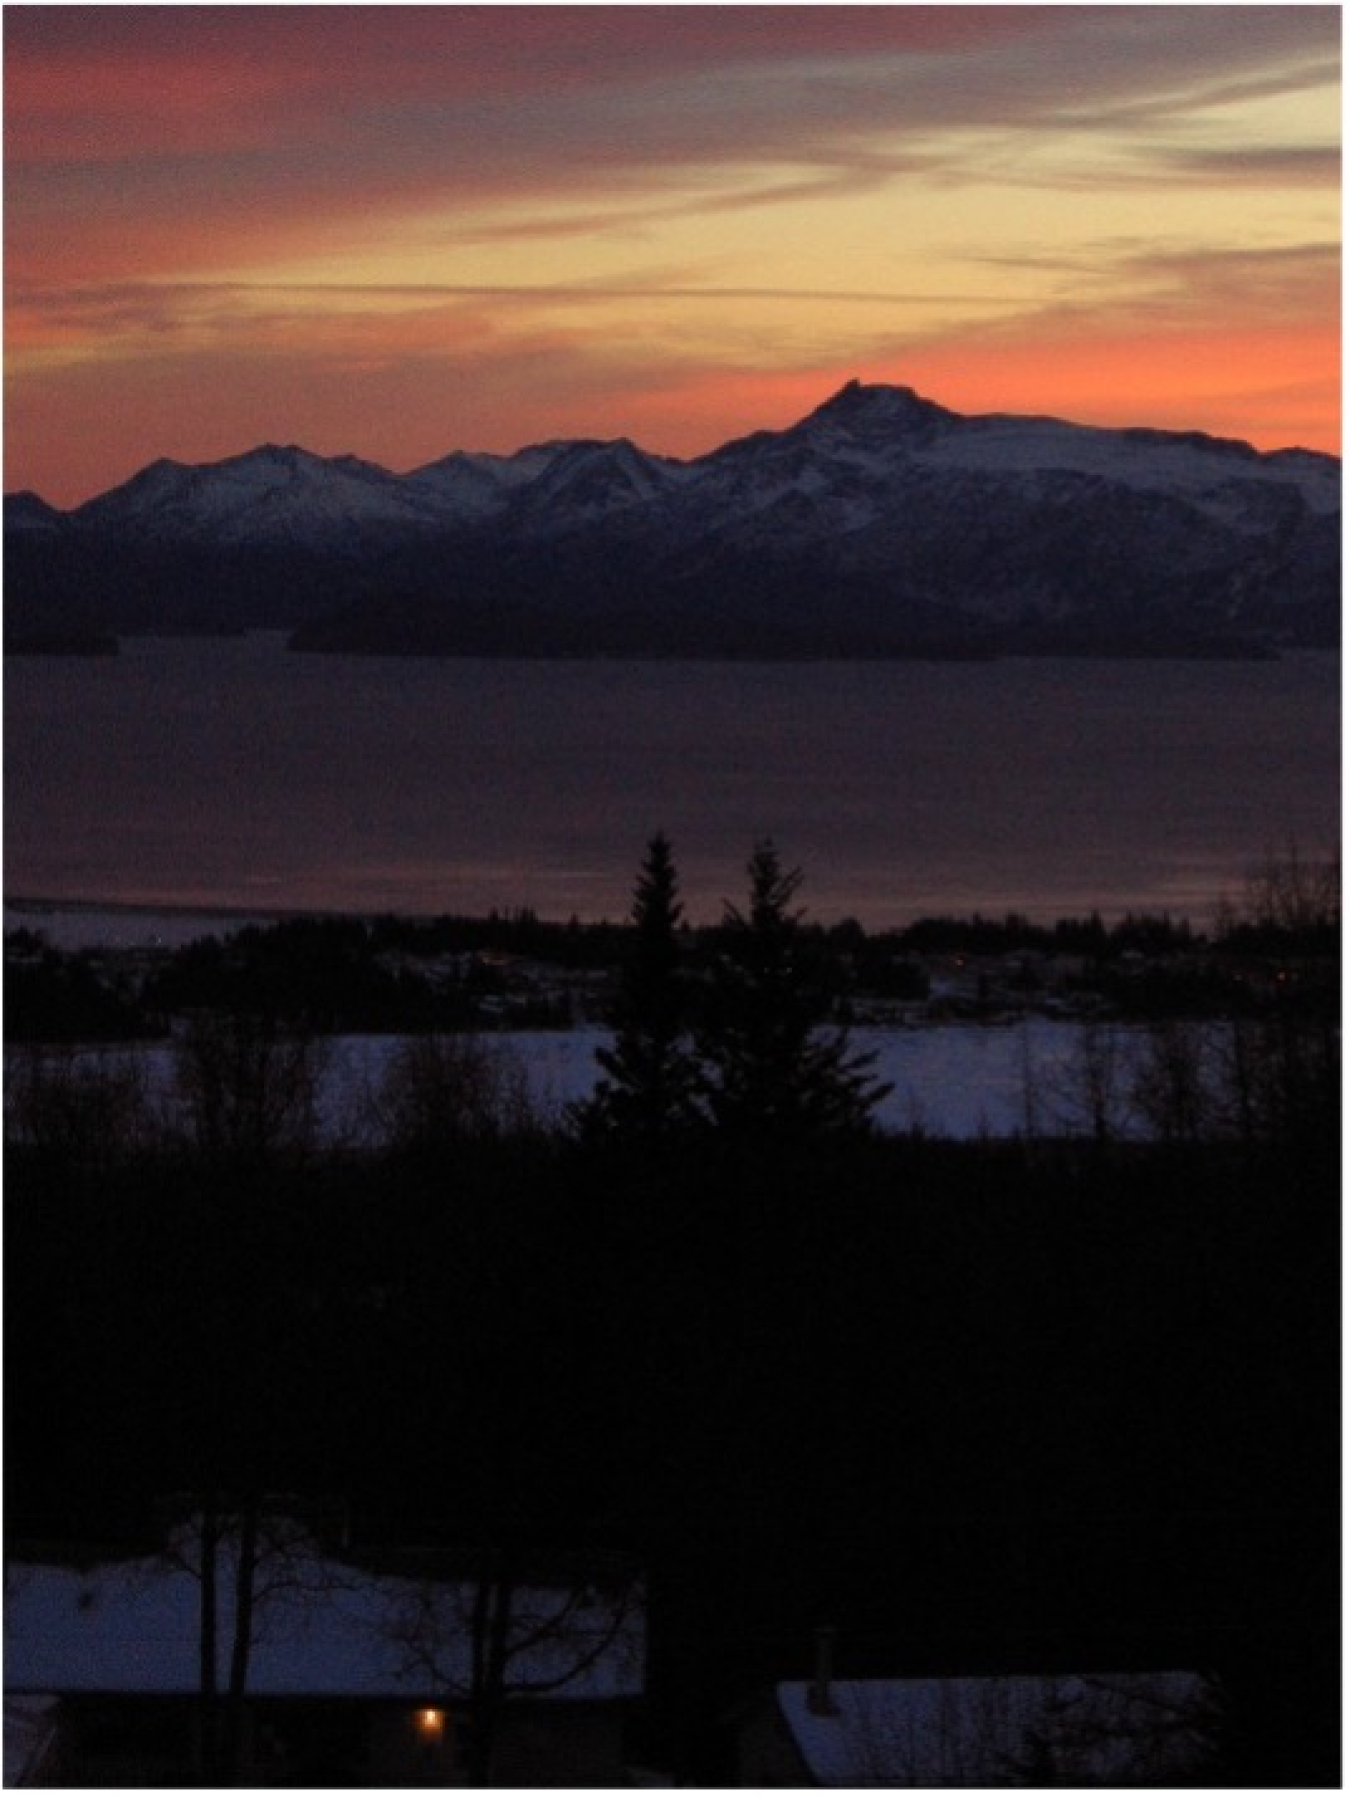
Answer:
[13,300,1337,512]
[893,323,1342,454]
[573,321,1343,463]
[4,7,1338,498]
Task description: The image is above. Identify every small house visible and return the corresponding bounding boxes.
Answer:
[733,1634,1222,1787]
[4,1532,644,1787]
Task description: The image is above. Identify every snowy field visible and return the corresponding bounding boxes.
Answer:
[6,1019,1154,1143]
[5,903,1173,1141]
[336,1020,1097,1140]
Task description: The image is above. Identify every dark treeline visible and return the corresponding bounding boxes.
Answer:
[5,841,1340,1783]
[4,845,1338,1044]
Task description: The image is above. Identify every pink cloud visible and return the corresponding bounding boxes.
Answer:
[4,8,1066,165]
[6,8,1336,289]
[5,7,1338,498]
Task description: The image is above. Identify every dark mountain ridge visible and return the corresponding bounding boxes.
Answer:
[6,382,1340,658]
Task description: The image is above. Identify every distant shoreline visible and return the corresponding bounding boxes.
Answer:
[7,895,319,921]
[3,897,317,950]
[0,886,1242,941]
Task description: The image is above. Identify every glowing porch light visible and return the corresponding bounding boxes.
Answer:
[415,1707,446,1740]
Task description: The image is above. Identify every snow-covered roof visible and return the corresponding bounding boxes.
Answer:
[777,1672,1220,1787]
[4,1536,643,1704]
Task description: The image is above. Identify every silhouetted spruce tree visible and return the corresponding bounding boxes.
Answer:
[571,833,703,1143]
[698,840,891,1141]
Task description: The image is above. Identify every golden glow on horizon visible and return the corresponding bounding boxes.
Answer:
[5,7,1339,502]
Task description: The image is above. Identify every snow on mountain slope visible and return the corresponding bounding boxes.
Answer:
[66,436,692,546]
[405,442,570,522]
[73,443,455,549]
[10,382,1338,654]
[50,382,1338,553]
[912,411,1340,521]
[678,381,1338,533]
[507,437,691,532]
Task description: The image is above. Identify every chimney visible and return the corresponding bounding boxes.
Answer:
[807,1625,839,1717]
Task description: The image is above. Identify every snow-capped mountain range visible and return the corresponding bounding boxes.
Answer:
[6,382,1340,657]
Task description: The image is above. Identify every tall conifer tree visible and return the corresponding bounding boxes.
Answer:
[698,840,890,1141]
[572,833,702,1143]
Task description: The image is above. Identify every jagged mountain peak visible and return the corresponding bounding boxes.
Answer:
[4,489,66,523]
[511,434,687,528]
[71,457,192,524]
[224,442,396,482]
[8,382,1338,660]
[411,442,561,481]
[70,438,438,548]
[802,378,958,433]
[530,435,664,470]
[812,376,936,413]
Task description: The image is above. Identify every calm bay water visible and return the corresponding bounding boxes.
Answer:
[4,635,1338,929]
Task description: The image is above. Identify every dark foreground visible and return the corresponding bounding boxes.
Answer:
[6,1124,1338,1785]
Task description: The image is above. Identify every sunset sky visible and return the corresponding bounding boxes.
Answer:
[5,4,1341,506]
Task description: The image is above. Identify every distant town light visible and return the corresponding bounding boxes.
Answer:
[416,1707,445,1739]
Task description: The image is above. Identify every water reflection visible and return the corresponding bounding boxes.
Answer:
[5,638,1338,928]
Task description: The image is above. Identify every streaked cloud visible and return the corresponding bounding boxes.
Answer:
[5,6,1339,502]
[1151,146,1340,185]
